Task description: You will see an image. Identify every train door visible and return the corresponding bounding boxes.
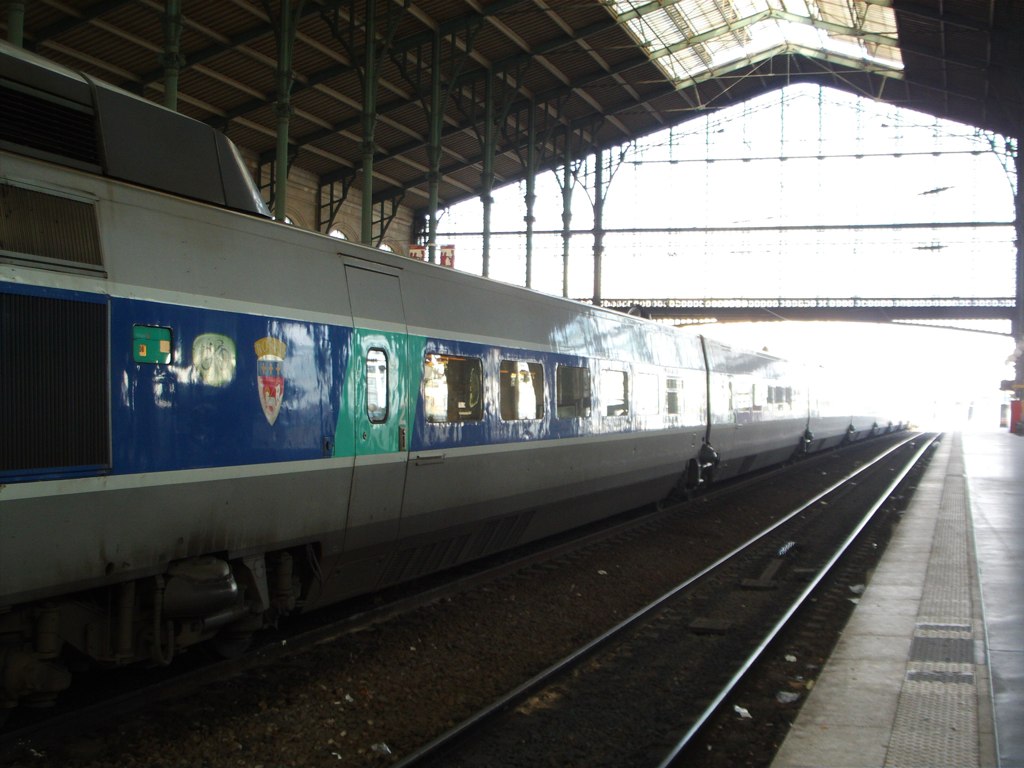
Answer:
[343,261,409,554]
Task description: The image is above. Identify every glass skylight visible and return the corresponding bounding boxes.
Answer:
[609,0,903,89]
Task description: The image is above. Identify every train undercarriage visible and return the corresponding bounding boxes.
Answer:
[0,549,305,715]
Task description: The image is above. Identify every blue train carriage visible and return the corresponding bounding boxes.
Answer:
[362,260,713,601]
[0,166,716,705]
[0,38,898,712]
[802,352,897,449]
[701,338,892,470]
[0,162,355,649]
[701,338,811,480]
[0,39,713,708]
[0,41,357,702]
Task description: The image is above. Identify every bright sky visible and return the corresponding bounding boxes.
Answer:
[439,84,1019,430]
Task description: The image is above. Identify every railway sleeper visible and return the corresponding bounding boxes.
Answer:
[0,548,305,712]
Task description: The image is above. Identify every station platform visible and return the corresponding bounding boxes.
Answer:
[771,430,1023,768]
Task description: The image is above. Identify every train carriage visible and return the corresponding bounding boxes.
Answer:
[0,40,894,713]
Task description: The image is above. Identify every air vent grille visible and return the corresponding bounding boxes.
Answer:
[0,83,99,165]
[0,291,109,474]
[0,183,102,266]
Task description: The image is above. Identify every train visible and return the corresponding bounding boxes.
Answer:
[0,40,898,714]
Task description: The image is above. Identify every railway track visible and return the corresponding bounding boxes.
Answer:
[391,433,938,768]
[1,432,931,767]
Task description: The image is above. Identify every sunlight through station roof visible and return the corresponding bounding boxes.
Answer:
[609,0,904,89]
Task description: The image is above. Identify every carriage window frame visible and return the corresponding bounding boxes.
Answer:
[555,364,592,419]
[601,367,630,417]
[499,360,545,421]
[366,348,389,424]
[665,376,682,416]
[423,353,484,424]
[635,371,659,415]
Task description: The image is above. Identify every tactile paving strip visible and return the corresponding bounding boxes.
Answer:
[906,669,975,685]
[909,635,974,664]
[884,435,980,767]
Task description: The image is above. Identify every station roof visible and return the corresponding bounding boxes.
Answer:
[7,1,1022,218]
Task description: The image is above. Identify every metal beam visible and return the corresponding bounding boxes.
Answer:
[6,0,24,47]
[25,0,133,49]
[481,67,495,278]
[265,0,306,222]
[427,29,443,263]
[592,147,604,306]
[360,0,377,244]
[161,0,183,111]
[524,102,536,289]
[1015,148,1024,389]
[589,297,1017,326]
[559,137,574,299]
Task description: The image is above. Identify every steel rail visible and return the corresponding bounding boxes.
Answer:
[656,432,940,767]
[392,431,934,768]
[0,433,920,759]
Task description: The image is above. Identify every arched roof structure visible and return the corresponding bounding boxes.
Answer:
[3,1,1020,347]
[5,0,1020,219]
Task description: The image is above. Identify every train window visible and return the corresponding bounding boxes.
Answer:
[665,377,682,415]
[555,365,592,419]
[500,360,544,420]
[601,368,629,417]
[366,348,389,423]
[768,385,793,407]
[732,379,752,411]
[635,372,659,415]
[423,353,483,423]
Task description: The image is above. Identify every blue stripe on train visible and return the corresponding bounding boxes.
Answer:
[109,298,350,474]
[8,285,654,475]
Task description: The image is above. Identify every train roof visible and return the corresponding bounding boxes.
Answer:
[0,40,270,219]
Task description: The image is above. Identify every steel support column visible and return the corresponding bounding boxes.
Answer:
[592,148,605,306]
[6,0,24,47]
[1015,147,1024,393]
[161,0,183,111]
[480,69,495,279]
[269,0,303,222]
[524,104,537,289]
[360,0,377,244]
[427,31,442,264]
[560,139,573,299]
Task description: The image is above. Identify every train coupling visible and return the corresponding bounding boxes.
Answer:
[686,442,720,490]
[698,442,720,470]
[801,428,814,454]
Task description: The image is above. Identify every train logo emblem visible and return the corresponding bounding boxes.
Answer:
[254,337,287,425]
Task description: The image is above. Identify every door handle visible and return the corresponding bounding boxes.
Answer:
[414,453,446,466]
[398,425,407,452]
